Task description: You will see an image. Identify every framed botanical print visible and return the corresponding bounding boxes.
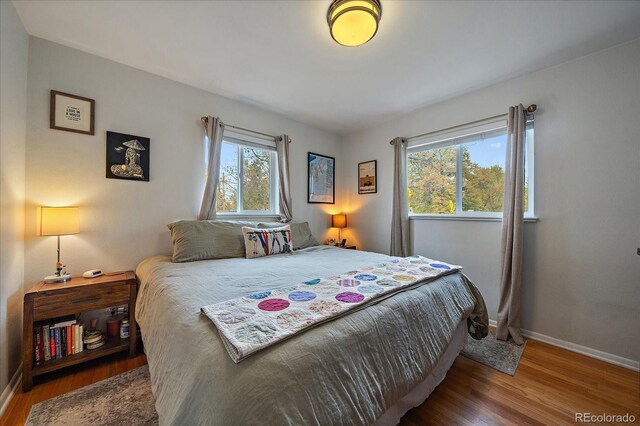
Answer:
[106,131,150,182]
[308,152,335,204]
[358,160,377,194]
[50,90,95,135]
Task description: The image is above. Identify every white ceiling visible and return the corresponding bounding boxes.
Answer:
[13,1,640,135]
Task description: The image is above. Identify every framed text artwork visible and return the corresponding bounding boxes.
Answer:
[358,160,377,194]
[106,131,150,182]
[50,90,95,135]
[308,152,335,204]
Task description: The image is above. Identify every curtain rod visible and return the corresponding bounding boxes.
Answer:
[200,116,291,143]
[396,104,537,144]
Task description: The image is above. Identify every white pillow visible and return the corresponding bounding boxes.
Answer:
[241,225,293,259]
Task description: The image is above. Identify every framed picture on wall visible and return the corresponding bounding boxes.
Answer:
[308,152,335,204]
[358,160,377,194]
[50,90,95,135]
[106,131,150,182]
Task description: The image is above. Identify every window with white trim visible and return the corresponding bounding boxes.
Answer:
[216,133,279,216]
[407,119,534,218]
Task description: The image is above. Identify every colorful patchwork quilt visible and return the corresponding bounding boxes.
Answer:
[201,255,462,363]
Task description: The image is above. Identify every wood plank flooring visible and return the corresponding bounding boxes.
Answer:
[2,340,638,425]
[1,354,147,426]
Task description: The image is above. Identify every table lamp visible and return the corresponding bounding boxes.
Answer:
[40,206,79,283]
[331,214,347,245]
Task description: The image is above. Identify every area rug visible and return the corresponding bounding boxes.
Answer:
[26,365,158,426]
[461,330,527,375]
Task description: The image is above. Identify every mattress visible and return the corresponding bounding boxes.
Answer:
[135,245,487,425]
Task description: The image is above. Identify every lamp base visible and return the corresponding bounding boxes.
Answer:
[44,273,72,284]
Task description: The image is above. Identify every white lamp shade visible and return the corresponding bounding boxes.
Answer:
[40,207,80,236]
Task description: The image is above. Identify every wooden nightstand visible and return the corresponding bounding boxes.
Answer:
[22,271,137,391]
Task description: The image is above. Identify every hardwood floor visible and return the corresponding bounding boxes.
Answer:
[1,353,147,426]
[2,340,638,425]
[402,340,639,425]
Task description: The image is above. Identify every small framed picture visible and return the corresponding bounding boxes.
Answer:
[308,152,335,204]
[106,131,150,182]
[358,160,377,194]
[50,90,95,135]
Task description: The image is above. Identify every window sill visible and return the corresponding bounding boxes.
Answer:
[409,215,539,223]
[216,213,281,221]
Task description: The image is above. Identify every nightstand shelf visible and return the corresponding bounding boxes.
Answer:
[31,337,131,376]
[22,271,137,391]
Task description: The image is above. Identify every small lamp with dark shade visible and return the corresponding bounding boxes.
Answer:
[331,214,347,245]
[40,206,79,283]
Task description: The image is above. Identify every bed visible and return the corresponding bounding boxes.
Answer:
[136,245,487,425]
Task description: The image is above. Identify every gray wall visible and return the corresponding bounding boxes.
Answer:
[0,0,28,397]
[24,37,344,286]
[342,39,640,362]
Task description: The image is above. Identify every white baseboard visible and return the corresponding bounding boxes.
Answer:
[0,363,22,418]
[487,320,639,371]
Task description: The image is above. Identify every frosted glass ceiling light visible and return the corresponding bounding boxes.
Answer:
[327,0,382,47]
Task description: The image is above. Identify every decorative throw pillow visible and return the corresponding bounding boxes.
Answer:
[242,225,293,259]
[257,222,320,250]
[167,220,258,263]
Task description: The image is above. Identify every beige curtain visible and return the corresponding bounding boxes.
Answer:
[198,116,225,220]
[496,105,526,345]
[390,137,410,257]
[276,134,293,222]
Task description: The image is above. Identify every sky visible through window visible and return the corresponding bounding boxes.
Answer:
[464,134,505,168]
[220,142,237,173]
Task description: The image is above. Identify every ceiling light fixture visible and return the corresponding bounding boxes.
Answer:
[327,0,382,47]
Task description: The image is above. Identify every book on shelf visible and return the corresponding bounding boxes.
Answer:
[34,316,86,365]
[61,327,67,357]
[71,325,75,354]
[43,324,51,361]
[49,327,56,359]
[66,325,72,355]
[51,316,76,329]
[33,325,42,365]
[55,327,61,360]
[78,324,84,352]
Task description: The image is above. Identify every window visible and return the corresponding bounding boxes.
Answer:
[407,119,534,218]
[216,133,279,216]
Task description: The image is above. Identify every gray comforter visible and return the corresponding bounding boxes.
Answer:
[136,246,488,425]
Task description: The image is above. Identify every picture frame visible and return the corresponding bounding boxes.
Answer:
[50,90,95,135]
[358,160,377,194]
[106,131,150,182]
[308,152,335,204]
